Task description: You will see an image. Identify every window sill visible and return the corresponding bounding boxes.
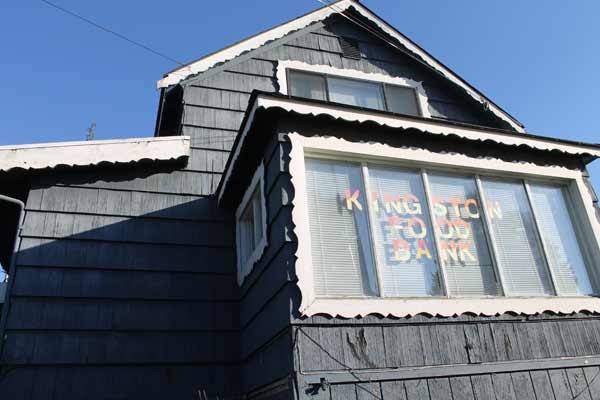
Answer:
[302,296,600,318]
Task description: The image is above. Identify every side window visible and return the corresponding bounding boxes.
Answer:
[235,163,267,284]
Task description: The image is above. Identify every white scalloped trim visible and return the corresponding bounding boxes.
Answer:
[302,297,600,318]
[287,133,600,317]
[0,136,190,173]
[218,94,600,204]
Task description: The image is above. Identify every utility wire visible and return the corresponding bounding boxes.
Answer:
[40,0,186,66]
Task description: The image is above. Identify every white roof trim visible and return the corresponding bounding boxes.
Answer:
[0,136,190,173]
[218,94,600,203]
[158,0,524,132]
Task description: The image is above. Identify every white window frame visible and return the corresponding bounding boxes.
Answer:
[288,133,600,317]
[276,60,431,118]
[235,163,268,285]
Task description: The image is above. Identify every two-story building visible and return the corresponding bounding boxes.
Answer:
[2,1,600,399]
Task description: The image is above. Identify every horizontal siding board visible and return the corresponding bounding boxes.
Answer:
[182,126,237,151]
[2,331,238,364]
[12,266,236,301]
[47,170,220,196]
[17,237,234,273]
[27,186,231,222]
[186,148,229,173]
[0,365,239,400]
[21,211,233,247]
[6,298,238,331]
[183,106,245,131]
[190,71,276,93]
[226,58,276,77]
[183,86,251,111]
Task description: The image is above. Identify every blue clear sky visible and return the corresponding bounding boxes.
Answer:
[0,0,598,189]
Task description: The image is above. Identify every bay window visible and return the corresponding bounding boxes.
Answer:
[303,157,597,298]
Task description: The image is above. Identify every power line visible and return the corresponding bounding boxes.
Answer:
[40,0,185,66]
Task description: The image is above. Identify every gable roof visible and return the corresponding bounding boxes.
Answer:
[157,0,526,133]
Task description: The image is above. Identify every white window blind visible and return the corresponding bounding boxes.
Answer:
[305,158,379,297]
[302,157,596,299]
[428,174,500,296]
[328,77,385,110]
[386,85,420,116]
[481,179,553,296]
[289,71,327,101]
[368,166,442,296]
[530,184,593,295]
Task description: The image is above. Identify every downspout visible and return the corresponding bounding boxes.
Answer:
[0,194,26,364]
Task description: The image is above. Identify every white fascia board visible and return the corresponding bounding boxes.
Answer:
[158,0,524,132]
[0,136,190,173]
[256,96,600,157]
[218,94,599,204]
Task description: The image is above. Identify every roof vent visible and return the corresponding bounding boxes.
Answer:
[339,37,361,59]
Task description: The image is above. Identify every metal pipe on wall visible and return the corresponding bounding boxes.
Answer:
[0,194,26,366]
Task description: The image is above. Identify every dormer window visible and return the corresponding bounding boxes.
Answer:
[278,61,430,118]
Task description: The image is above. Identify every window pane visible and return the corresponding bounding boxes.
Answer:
[530,184,593,295]
[305,158,379,297]
[368,166,443,296]
[251,188,263,247]
[289,71,327,101]
[386,85,419,116]
[428,174,500,296]
[328,77,385,110]
[481,179,553,296]
[239,199,255,266]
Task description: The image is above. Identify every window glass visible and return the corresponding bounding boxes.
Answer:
[481,179,554,296]
[368,166,442,296]
[305,158,379,297]
[238,187,261,267]
[530,184,593,295]
[289,71,327,101]
[386,85,419,116]
[328,77,385,110]
[428,174,500,296]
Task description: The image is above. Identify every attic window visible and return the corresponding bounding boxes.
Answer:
[278,61,431,118]
[339,37,361,59]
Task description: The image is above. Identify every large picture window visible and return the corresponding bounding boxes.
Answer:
[304,157,596,299]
